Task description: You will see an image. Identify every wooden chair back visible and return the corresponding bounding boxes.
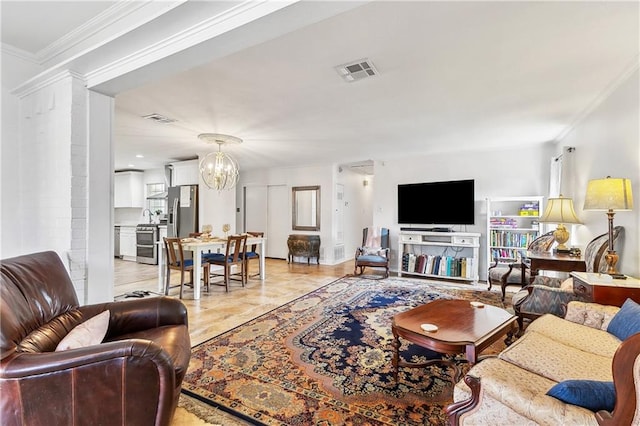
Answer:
[246,231,264,252]
[225,234,247,263]
[164,237,188,270]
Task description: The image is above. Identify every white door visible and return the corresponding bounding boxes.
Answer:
[267,185,288,259]
[244,186,267,234]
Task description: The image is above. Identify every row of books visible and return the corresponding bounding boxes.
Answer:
[489,230,538,248]
[490,248,526,261]
[402,253,475,278]
[489,218,519,228]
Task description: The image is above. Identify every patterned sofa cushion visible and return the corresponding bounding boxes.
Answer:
[455,358,598,425]
[525,313,621,358]
[498,331,613,383]
[564,301,620,331]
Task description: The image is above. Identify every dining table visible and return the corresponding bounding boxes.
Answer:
[157,236,266,299]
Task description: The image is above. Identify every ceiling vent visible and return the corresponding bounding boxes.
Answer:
[335,59,378,83]
[142,113,176,124]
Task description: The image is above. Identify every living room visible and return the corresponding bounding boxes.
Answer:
[1,1,639,424]
[2,1,638,301]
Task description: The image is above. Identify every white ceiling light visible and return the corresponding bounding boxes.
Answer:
[335,58,378,83]
[198,133,242,191]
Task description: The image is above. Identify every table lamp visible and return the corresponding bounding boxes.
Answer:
[583,176,633,278]
[539,196,582,253]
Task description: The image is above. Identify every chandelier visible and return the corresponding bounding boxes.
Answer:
[198,133,242,191]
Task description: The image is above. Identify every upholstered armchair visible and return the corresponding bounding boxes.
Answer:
[487,231,556,300]
[1,251,191,426]
[513,226,623,331]
[354,227,390,278]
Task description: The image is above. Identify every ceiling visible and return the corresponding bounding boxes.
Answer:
[2,1,638,173]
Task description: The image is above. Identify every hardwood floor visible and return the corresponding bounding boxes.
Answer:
[114,257,356,346]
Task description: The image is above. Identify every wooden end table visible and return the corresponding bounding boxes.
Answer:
[526,251,586,284]
[571,272,640,306]
[391,299,516,383]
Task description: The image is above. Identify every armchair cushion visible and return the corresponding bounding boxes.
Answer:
[607,298,640,341]
[361,246,386,257]
[547,380,615,412]
[55,310,110,351]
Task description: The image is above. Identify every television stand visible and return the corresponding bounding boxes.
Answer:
[431,227,452,232]
[398,230,480,283]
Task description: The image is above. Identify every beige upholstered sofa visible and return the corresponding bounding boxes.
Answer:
[447,301,640,425]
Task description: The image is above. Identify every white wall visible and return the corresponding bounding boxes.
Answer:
[559,69,640,277]
[373,144,555,280]
[1,52,42,259]
[238,164,338,264]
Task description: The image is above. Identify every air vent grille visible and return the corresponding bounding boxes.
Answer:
[335,59,378,83]
[142,113,176,124]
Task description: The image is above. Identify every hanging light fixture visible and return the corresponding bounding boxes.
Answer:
[198,133,242,191]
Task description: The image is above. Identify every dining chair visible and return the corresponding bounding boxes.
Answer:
[207,234,248,292]
[243,231,264,281]
[164,237,210,298]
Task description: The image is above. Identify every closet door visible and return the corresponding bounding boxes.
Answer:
[267,185,288,259]
[244,186,267,234]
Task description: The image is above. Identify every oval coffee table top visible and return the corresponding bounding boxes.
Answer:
[392,299,515,345]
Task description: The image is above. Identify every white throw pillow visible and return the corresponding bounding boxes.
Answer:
[55,310,110,351]
[362,246,385,256]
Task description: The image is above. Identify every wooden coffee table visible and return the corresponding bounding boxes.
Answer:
[391,299,516,382]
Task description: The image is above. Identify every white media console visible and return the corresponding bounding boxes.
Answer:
[398,230,480,283]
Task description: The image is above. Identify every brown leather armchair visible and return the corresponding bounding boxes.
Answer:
[1,251,191,426]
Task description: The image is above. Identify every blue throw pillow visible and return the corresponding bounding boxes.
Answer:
[607,298,640,341]
[547,380,615,412]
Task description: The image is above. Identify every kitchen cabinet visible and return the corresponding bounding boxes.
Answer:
[119,226,137,261]
[171,160,199,186]
[115,171,144,208]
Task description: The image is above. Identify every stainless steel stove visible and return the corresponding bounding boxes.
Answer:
[136,224,159,264]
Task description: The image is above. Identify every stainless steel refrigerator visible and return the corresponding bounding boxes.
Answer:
[168,185,199,238]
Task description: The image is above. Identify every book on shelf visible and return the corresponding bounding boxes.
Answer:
[402,253,474,278]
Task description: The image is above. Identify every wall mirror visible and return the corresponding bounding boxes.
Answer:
[292,186,320,231]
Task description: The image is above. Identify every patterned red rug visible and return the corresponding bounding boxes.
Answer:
[182,276,510,425]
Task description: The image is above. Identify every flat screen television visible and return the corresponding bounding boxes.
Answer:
[397,179,475,225]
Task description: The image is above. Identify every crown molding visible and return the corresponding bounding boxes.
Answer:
[37,1,158,65]
[85,0,296,89]
[1,43,39,64]
[12,69,85,99]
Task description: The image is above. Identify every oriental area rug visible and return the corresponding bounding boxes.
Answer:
[181,276,511,425]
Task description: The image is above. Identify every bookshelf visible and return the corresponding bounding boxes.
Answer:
[398,231,480,283]
[486,196,544,267]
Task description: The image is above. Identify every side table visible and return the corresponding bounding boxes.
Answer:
[527,251,586,284]
[287,234,320,264]
[571,272,640,307]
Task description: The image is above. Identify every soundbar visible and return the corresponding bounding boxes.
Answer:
[399,227,452,232]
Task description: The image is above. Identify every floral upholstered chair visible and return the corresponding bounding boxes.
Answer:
[487,231,556,300]
[512,226,623,331]
[354,227,390,278]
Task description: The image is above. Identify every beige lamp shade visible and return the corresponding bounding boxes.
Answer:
[539,196,581,252]
[539,196,582,224]
[584,177,633,211]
